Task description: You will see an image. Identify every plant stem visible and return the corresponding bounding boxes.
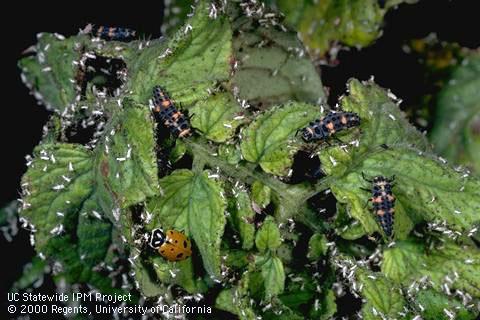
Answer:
[185,138,333,229]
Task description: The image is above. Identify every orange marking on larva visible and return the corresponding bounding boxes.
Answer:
[341,116,348,124]
[387,195,395,201]
[171,112,181,121]
[372,196,383,203]
[162,100,171,108]
[179,129,192,138]
[108,28,115,37]
[376,210,385,216]
[326,122,334,130]
[306,127,314,134]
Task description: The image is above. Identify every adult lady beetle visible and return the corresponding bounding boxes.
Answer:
[363,174,396,237]
[301,111,360,142]
[149,228,192,261]
[85,24,137,41]
[152,86,192,138]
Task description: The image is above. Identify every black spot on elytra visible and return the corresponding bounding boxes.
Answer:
[183,240,187,248]
[176,253,183,259]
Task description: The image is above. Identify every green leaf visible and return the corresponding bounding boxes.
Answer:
[322,79,480,237]
[130,0,232,105]
[229,189,256,250]
[414,289,477,320]
[263,298,305,320]
[169,140,187,163]
[335,202,367,240]
[19,144,120,294]
[240,103,322,176]
[45,234,120,296]
[147,169,226,277]
[430,54,480,173]
[45,236,88,283]
[218,143,242,165]
[255,216,282,253]
[95,100,158,218]
[257,255,285,299]
[316,289,337,320]
[18,33,81,113]
[382,239,480,298]
[190,92,245,142]
[215,274,257,320]
[272,0,417,57]
[307,233,328,260]
[151,256,205,294]
[12,257,47,291]
[357,270,406,320]
[134,261,167,298]
[20,143,94,250]
[230,1,326,107]
[161,0,193,36]
[251,180,272,208]
[321,78,430,178]
[0,201,18,240]
[77,213,112,268]
[224,249,249,269]
[215,288,239,315]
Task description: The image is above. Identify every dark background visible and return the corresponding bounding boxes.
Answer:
[1,0,479,318]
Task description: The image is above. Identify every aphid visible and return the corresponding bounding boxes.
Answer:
[301,111,360,143]
[149,228,192,261]
[152,86,192,138]
[363,174,396,237]
[87,24,137,41]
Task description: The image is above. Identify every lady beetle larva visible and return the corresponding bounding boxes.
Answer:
[363,174,396,237]
[85,24,137,41]
[301,111,360,142]
[149,228,192,261]
[152,86,192,138]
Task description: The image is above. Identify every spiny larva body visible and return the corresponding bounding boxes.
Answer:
[301,111,360,142]
[152,86,192,138]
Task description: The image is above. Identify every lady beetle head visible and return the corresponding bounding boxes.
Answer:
[149,228,165,249]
